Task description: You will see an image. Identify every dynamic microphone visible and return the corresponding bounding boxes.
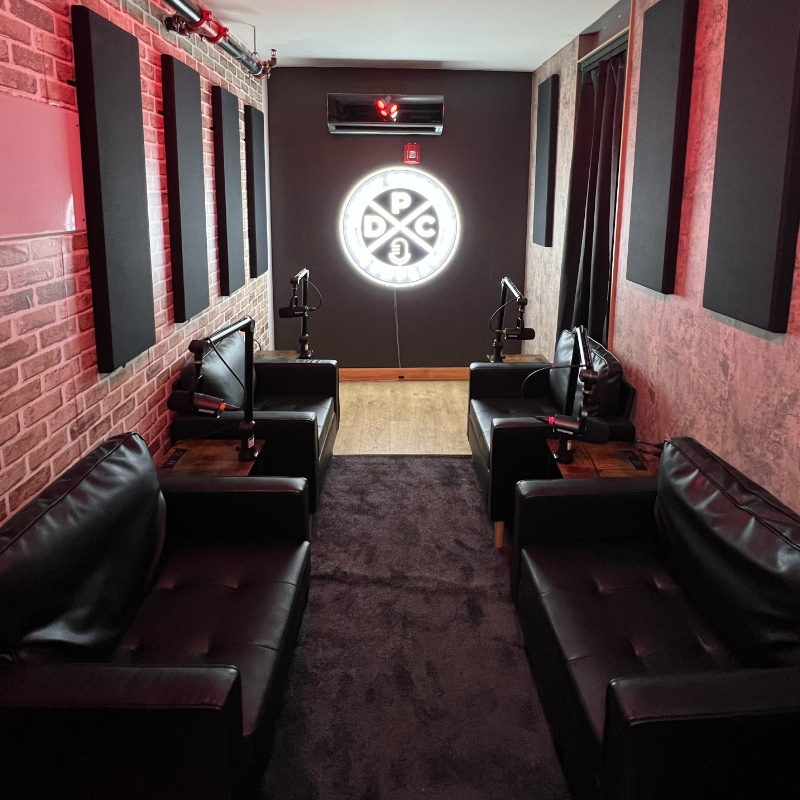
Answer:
[503,327,536,340]
[539,414,610,444]
[167,390,240,418]
[278,305,305,318]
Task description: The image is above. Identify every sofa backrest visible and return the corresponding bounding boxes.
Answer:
[654,436,800,668]
[0,433,165,664]
[548,329,623,416]
[177,333,250,409]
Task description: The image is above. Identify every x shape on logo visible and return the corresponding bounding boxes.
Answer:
[365,199,436,255]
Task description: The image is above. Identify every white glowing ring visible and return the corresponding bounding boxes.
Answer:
[340,167,460,287]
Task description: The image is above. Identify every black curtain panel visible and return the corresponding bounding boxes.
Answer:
[557,45,626,345]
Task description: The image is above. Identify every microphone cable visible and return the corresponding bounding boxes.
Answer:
[519,363,580,396]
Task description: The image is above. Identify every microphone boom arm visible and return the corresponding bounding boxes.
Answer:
[489,276,534,362]
[190,316,257,462]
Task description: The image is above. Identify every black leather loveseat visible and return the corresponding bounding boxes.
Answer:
[169,331,339,512]
[513,435,800,799]
[0,432,310,800]
[468,329,636,544]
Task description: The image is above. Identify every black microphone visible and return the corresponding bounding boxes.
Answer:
[539,414,610,444]
[503,327,536,340]
[278,305,305,318]
[167,390,241,418]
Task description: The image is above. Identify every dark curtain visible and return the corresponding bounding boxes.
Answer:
[557,50,627,345]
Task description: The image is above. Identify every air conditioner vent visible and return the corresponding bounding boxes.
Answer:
[327,93,444,136]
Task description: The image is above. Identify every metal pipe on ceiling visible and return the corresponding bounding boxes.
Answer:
[162,0,276,79]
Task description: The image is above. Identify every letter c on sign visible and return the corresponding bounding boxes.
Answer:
[414,215,436,238]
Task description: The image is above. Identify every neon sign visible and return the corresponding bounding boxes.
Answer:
[340,167,460,287]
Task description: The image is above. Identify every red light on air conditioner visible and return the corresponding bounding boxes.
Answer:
[404,142,420,164]
[377,97,399,120]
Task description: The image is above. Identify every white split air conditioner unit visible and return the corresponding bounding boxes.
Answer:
[327,93,444,136]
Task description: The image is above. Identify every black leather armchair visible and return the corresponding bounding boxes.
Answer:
[513,436,800,799]
[468,329,636,545]
[0,433,310,800]
[169,331,339,512]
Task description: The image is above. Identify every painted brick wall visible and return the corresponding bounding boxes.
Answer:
[0,0,270,521]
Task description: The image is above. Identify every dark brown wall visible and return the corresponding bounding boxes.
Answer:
[268,68,532,367]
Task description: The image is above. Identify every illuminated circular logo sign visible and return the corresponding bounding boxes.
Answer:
[340,167,460,287]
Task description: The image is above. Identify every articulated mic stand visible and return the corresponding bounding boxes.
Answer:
[278,268,315,359]
[553,325,598,465]
[488,276,536,362]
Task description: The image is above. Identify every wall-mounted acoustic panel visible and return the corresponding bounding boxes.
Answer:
[626,0,698,293]
[703,0,800,332]
[211,85,245,295]
[532,74,560,247]
[71,6,155,373]
[244,105,269,278]
[162,56,209,322]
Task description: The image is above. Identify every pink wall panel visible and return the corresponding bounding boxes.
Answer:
[0,94,86,237]
[613,0,800,513]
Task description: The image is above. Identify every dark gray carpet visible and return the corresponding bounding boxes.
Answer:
[263,455,570,800]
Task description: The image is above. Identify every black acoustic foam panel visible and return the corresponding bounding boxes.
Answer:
[532,74,559,247]
[162,56,209,322]
[211,86,245,295]
[244,105,269,278]
[71,6,155,373]
[626,0,698,293]
[703,0,800,332]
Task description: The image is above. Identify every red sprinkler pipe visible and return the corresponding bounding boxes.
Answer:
[163,0,276,78]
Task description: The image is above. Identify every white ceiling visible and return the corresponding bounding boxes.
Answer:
[208,0,627,73]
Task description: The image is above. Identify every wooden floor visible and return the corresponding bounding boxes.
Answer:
[335,381,471,455]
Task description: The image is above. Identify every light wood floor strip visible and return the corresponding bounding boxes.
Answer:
[335,381,471,456]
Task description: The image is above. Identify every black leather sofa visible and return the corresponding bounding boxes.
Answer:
[0,432,310,800]
[169,332,339,512]
[468,329,636,543]
[513,435,800,799]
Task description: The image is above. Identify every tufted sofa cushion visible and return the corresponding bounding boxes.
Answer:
[519,536,740,742]
[111,542,309,739]
[0,434,165,664]
[654,436,800,667]
[548,329,623,416]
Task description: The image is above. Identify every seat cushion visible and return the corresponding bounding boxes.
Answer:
[519,539,739,742]
[112,542,310,739]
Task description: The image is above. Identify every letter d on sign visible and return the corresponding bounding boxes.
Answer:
[363,215,387,238]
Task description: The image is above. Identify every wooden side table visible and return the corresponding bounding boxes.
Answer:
[157,439,265,478]
[548,439,658,479]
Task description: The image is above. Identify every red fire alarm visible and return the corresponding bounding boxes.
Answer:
[404,142,420,164]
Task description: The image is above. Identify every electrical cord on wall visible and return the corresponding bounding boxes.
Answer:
[394,289,402,368]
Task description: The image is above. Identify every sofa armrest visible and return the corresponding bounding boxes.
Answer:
[254,358,339,416]
[159,475,310,544]
[469,362,553,400]
[513,476,658,545]
[169,413,324,511]
[486,419,561,522]
[509,477,658,602]
[0,664,246,800]
[603,668,800,799]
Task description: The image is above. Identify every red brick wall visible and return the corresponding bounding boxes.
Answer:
[0,0,270,521]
